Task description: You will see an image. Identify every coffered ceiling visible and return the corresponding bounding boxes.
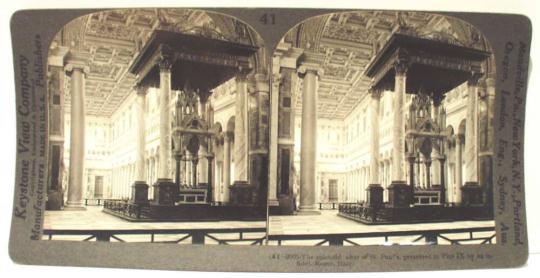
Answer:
[55,9,253,116]
[284,11,489,119]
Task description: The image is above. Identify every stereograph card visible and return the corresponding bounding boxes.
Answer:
[7,6,532,272]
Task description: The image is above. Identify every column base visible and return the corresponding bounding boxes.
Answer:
[388,181,411,208]
[273,195,295,215]
[64,201,86,211]
[366,184,383,208]
[268,198,279,207]
[297,205,321,215]
[46,190,64,210]
[230,181,257,206]
[131,181,149,204]
[461,182,483,206]
[152,178,178,206]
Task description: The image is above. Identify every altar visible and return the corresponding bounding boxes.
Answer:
[103,28,265,221]
[338,24,493,224]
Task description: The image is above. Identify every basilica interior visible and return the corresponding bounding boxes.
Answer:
[270,11,495,223]
[45,9,270,221]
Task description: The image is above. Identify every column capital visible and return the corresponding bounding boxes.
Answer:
[455,133,464,144]
[485,77,496,88]
[249,73,269,94]
[298,62,324,77]
[224,131,234,141]
[236,71,250,82]
[65,61,89,77]
[157,44,174,72]
[158,56,173,72]
[298,50,325,77]
[467,71,484,86]
[272,72,282,84]
[134,83,148,96]
[369,87,382,99]
[393,59,409,76]
[432,93,445,107]
[199,90,211,104]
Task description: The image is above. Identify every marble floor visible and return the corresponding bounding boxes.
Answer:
[43,207,495,246]
[43,206,266,244]
[268,210,496,246]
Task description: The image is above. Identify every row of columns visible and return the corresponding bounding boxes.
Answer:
[110,164,137,198]
[343,168,369,202]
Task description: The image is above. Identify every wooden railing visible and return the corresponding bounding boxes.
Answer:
[43,227,266,245]
[267,226,496,246]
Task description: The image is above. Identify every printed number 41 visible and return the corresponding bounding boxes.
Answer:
[260,13,276,25]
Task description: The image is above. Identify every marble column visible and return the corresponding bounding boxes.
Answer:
[206,151,214,203]
[392,62,407,183]
[233,73,249,183]
[65,62,89,210]
[408,155,415,193]
[174,152,182,188]
[298,63,322,213]
[185,153,192,187]
[431,97,441,186]
[432,149,441,185]
[223,132,232,202]
[367,88,383,206]
[424,158,431,188]
[438,156,446,204]
[131,85,149,203]
[269,46,303,207]
[192,156,198,187]
[464,73,482,184]
[268,72,280,206]
[480,77,496,206]
[199,94,209,184]
[455,135,464,204]
[181,152,186,185]
[158,58,172,179]
[151,52,177,205]
[387,61,410,207]
[369,89,381,185]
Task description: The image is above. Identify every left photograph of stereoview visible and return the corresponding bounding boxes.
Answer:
[44,8,270,244]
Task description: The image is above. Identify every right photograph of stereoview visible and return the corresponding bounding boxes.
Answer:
[268,11,496,246]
